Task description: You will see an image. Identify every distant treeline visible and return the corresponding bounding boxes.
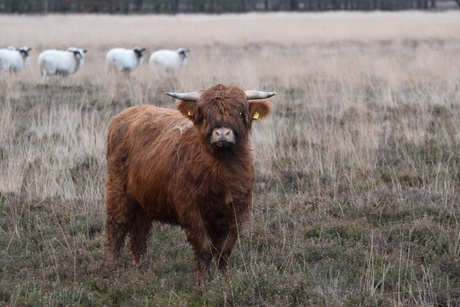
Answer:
[0,0,457,13]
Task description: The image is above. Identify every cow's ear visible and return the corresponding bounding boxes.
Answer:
[248,100,271,121]
[177,100,198,121]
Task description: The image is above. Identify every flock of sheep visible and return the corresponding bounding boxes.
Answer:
[0,46,190,77]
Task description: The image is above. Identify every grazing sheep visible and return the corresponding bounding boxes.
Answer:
[38,47,87,77]
[105,84,275,286]
[149,48,189,71]
[0,47,32,73]
[106,47,146,73]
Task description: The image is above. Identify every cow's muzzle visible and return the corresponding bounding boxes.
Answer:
[210,127,235,147]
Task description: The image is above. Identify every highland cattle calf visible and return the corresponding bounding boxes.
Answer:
[105,84,275,285]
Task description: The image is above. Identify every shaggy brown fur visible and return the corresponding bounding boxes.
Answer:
[105,84,273,285]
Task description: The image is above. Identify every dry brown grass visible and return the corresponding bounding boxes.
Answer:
[1,11,460,306]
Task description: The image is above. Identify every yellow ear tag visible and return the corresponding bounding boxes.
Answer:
[187,110,193,117]
[253,111,260,120]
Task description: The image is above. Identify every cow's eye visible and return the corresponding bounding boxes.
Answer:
[239,112,248,123]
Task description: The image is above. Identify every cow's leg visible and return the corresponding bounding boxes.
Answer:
[214,231,238,277]
[105,217,129,263]
[186,230,213,286]
[105,174,132,264]
[129,206,153,264]
[194,251,213,286]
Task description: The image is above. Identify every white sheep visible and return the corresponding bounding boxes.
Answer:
[106,47,145,73]
[38,47,87,77]
[0,47,32,73]
[149,48,189,71]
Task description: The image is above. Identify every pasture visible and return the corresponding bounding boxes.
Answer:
[1,11,460,306]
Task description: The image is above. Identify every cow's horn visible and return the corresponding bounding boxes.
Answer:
[166,91,201,101]
[244,90,276,100]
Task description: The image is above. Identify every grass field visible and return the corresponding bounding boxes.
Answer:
[1,11,460,306]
